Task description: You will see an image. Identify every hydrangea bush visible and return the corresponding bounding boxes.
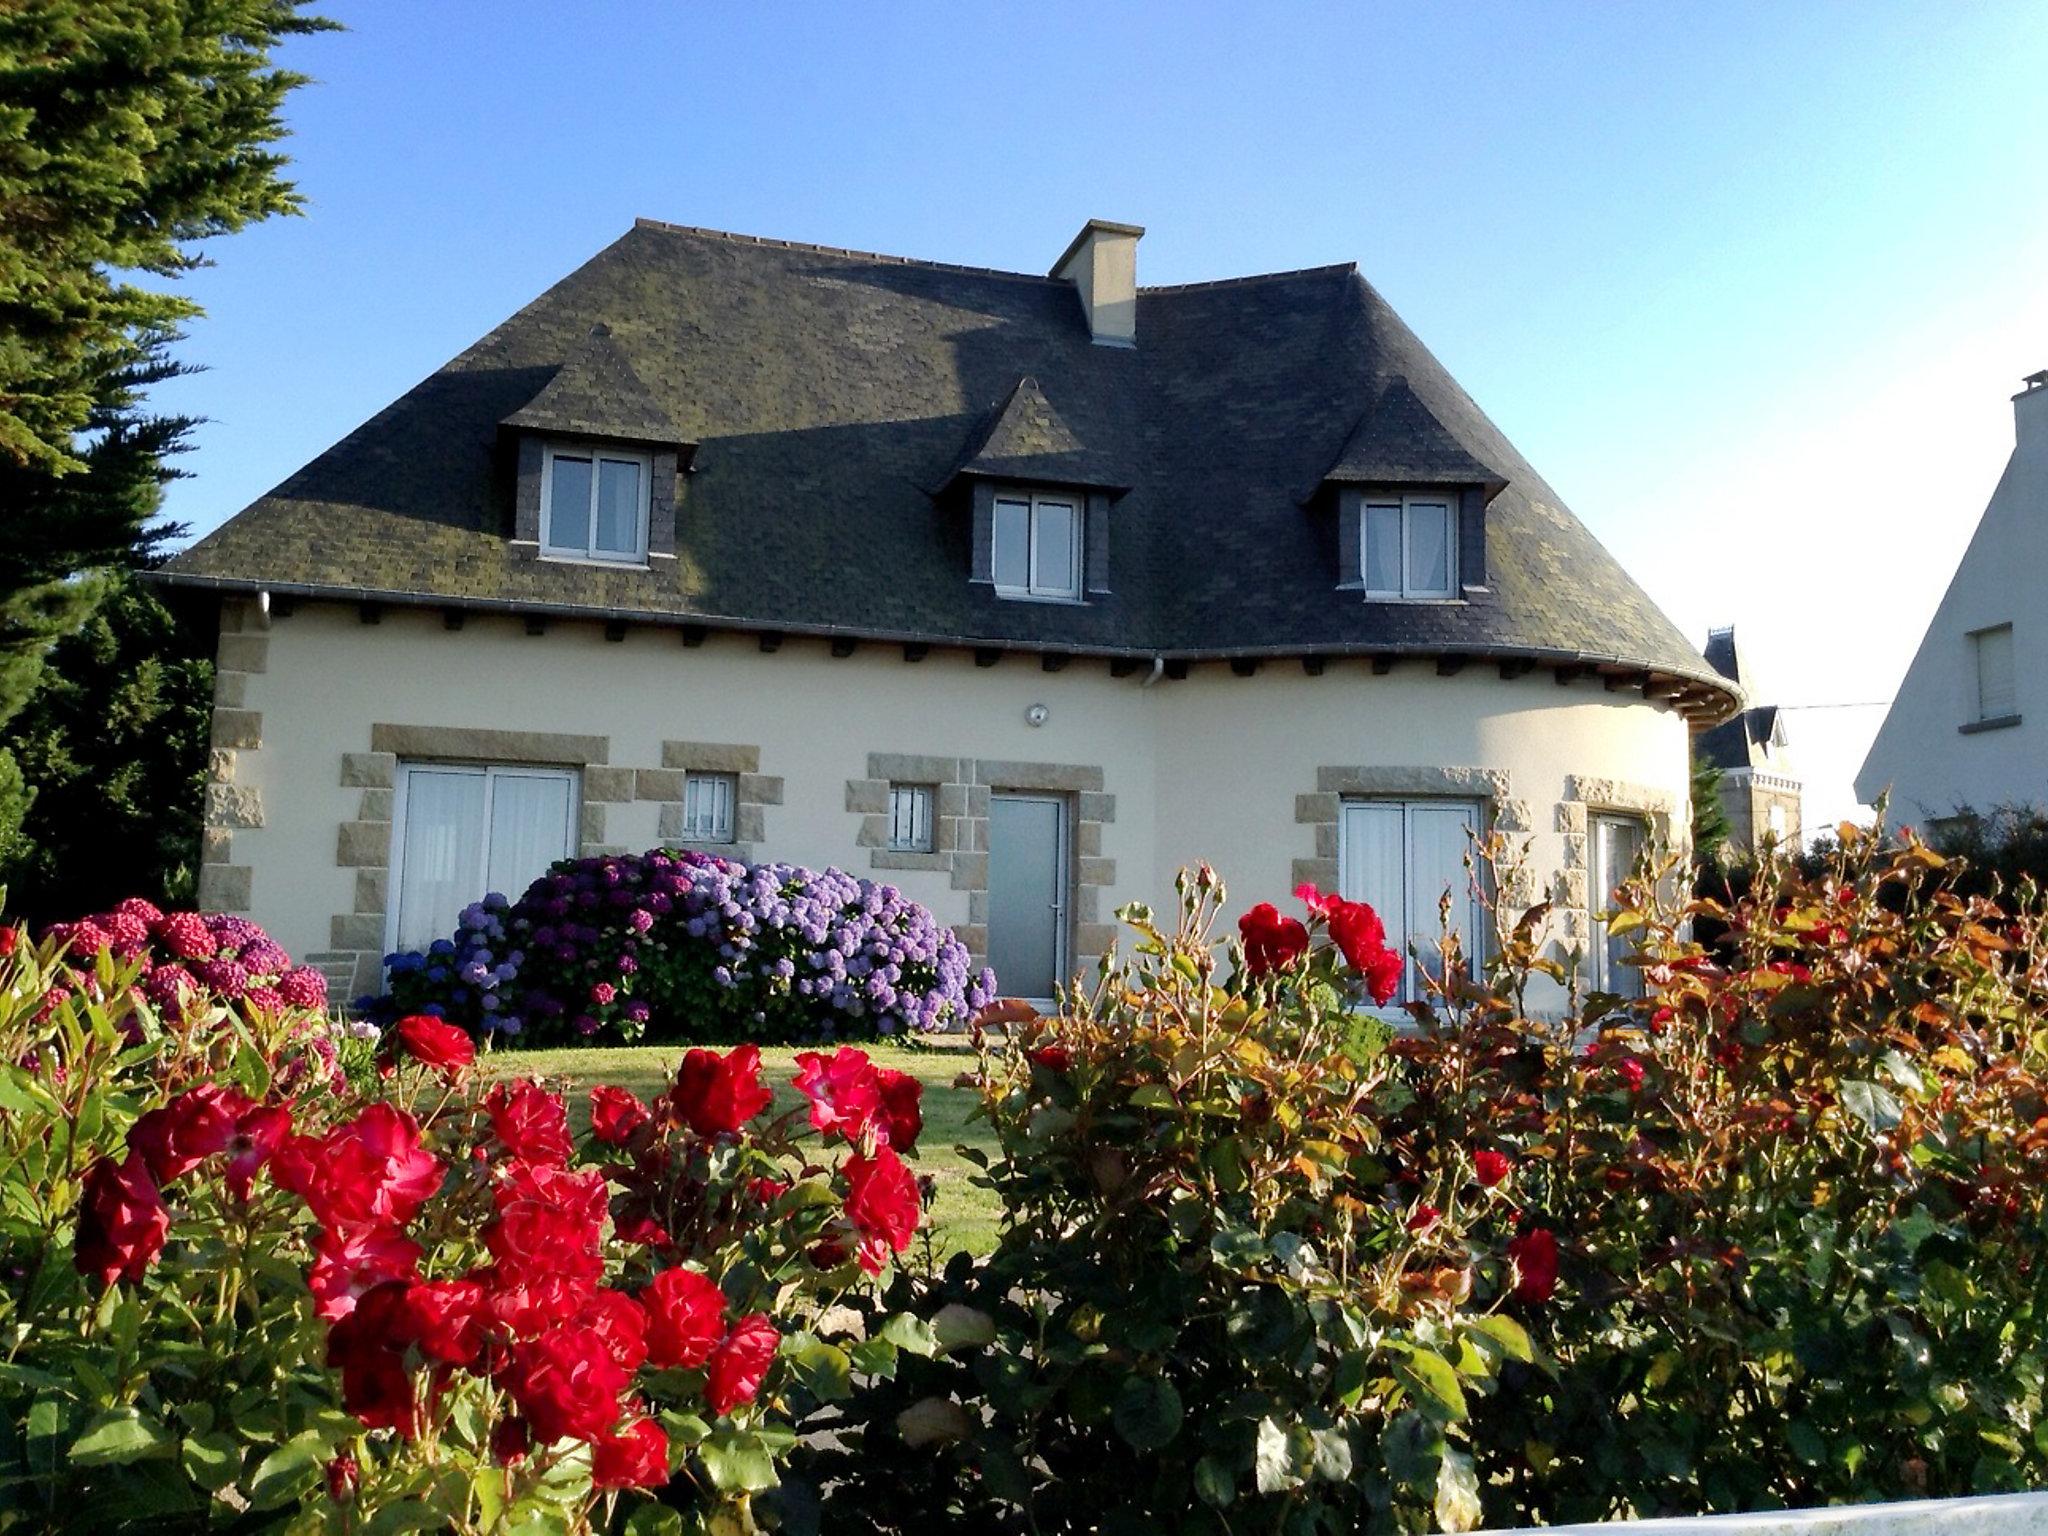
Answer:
[376,848,995,1048]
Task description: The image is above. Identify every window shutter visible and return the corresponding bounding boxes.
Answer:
[1975,625,2016,720]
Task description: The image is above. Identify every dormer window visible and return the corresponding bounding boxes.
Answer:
[541,443,651,564]
[992,491,1083,602]
[1362,492,1458,600]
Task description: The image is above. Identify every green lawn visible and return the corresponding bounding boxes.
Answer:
[484,1041,1004,1256]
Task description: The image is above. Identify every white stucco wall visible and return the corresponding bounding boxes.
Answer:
[1858,383,2048,822]
[1474,1490,2048,1536]
[205,600,1692,1007]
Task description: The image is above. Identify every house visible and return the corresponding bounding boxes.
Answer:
[1695,626,1802,851]
[157,217,1737,1010]
[1858,372,2048,830]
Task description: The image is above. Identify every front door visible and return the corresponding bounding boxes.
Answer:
[987,793,1069,1002]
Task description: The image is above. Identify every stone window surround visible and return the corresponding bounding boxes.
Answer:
[1292,764,1531,905]
[844,754,1117,976]
[199,600,268,918]
[644,741,783,863]
[1556,775,1682,949]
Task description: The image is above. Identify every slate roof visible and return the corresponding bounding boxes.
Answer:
[162,217,1736,718]
[1699,706,1785,772]
[934,375,1130,493]
[1311,377,1506,499]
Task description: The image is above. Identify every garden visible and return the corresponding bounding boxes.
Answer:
[3,830,2047,1534]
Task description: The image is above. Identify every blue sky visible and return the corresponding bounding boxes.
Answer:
[154,0,2048,832]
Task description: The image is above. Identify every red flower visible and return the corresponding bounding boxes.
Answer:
[705,1313,778,1415]
[73,1152,170,1288]
[0,925,17,958]
[129,1084,250,1184]
[326,1280,429,1435]
[642,1266,728,1369]
[491,1416,531,1467]
[224,1102,293,1203]
[308,1225,423,1322]
[1615,1055,1646,1093]
[154,911,216,961]
[1356,945,1404,1007]
[505,1323,635,1443]
[590,1413,670,1490]
[842,1145,921,1273]
[793,1047,884,1143]
[402,1277,487,1366]
[482,1270,601,1342]
[325,1453,359,1503]
[1407,1203,1441,1233]
[486,1163,607,1284]
[876,1068,923,1153]
[484,1079,573,1166]
[393,1014,475,1074]
[669,1044,773,1138]
[1473,1149,1513,1189]
[272,1104,444,1230]
[589,1084,652,1147]
[579,1287,651,1374]
[1507,1226,1560,1304]
[1239,902,1310,976]
[1295,884,1403,1003]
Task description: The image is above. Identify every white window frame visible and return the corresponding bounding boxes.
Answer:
[887,784,935,852]
[1336,797,1485,1007]
[1970,622,2016,723]
[539,442,653,565]
[680,772,737,844]
[1589,812,1648,997]
[386,762,581,958]
[1361,492,1460,601]
[992,490,1084,602]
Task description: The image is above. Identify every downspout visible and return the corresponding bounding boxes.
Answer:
[1138,655,1165,688]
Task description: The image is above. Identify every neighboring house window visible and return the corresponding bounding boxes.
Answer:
[1362,492,1458,600]
[1589,813,1647,997]
[1767,802,1788,843]
[1972,623,2016,722]
[992,491,1083,601]
[1337,798,1482,1005]
[680,773,737,843]
[541,443,651,563]
[390,764,578,954]
[887,785,934,852]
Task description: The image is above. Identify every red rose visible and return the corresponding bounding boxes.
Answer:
[842,1145,921,1274]
[491,1416,531,1467]
[484,1079,573,1166]
[1507,1226,1560,1304]
[1615,1055,1646,1093]
[793,1047,883,1143]
[704,1312,778,1416]
[590,1413,670,1490]
[669,1044,773,1138]
[642,1266,728,1369]
[589,1084,652,1147]
[326,1280,430,1435]
[1407,1203,1441,1233]
[0,925,17,958]
[325,1453,359,1503]
[1239,902,1310,977]
[579,1287,651,1374]
[393,1014,475,1075]
[272,1103,444,1230]
[1295,884,1403,1003]
[129,1084,250,1184]
[505,1323,635,1443]
[224,1102,293,1202]
[482,1269,600,1342]
[308,1224,423,1322]
[73,1152,170,1288]
[1357,945,1404,1007]
[402,1277,487,1366]
[486,1164,608,1284]
[876,1068,923,1153]
[1026,1044,1072,1073]
[1473,1149,1513,1189]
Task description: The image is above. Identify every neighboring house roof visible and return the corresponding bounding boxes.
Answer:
[1698,704,1784,771]
[161,218,1736,719]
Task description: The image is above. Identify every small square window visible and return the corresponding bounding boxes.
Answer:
[681,773,736,843]
[1361,494,1458,600]
[542,443,651,564]
[992,491,1083,601]
[1972,623,2015,722]
[888,785,934,852]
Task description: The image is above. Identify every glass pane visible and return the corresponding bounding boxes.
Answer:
[395,769,486,952]
[1032,501,1079,596]
[594,459,642,555]
[890,787,930,850]
[1339,802,1408,987]
[987,796,1063,998]
[485,772,575,903]
[1593,817,1646,995]
[993,501,1031,588]
[1407,803,1480,998]
[1364,505,1403,591]
[684,775,733,841]
[1406,501,1452,595]
[546,455,593,551]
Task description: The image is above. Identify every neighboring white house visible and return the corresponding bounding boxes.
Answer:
[158,217,1736,1008]
[1858,372,2048,828]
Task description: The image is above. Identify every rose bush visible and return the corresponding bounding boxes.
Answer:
[374,848,995,1049]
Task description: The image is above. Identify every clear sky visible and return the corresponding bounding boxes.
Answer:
[152,0,2048,834]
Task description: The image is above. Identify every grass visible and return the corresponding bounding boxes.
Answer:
[485,1040,1005,1257]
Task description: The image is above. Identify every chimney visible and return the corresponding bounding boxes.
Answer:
[1050,219,1144,347]
[2016,369,2048,455]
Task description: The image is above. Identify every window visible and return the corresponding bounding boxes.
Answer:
[888,785,934,852]
[390,764,578,954]
[992,491,1082,600]
[1362,493,1458,600]
[1337,799,1482,1005]
[680,772,736,843]
[1589,814,1647,997]
[1972,623,2016,722]
[541,443,651,563]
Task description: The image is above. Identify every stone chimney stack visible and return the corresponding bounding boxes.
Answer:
[1050,219,1144,347]
[2016,369,2048,456]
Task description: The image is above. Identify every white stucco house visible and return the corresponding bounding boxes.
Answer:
[158,217,1735,1009]
[1858,372,2048,829]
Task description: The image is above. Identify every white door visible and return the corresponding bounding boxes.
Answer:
[1589,814,1647,996]
[1338,798,1482,1004]
[389,764,579,953]
[986,793,1069,1002]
